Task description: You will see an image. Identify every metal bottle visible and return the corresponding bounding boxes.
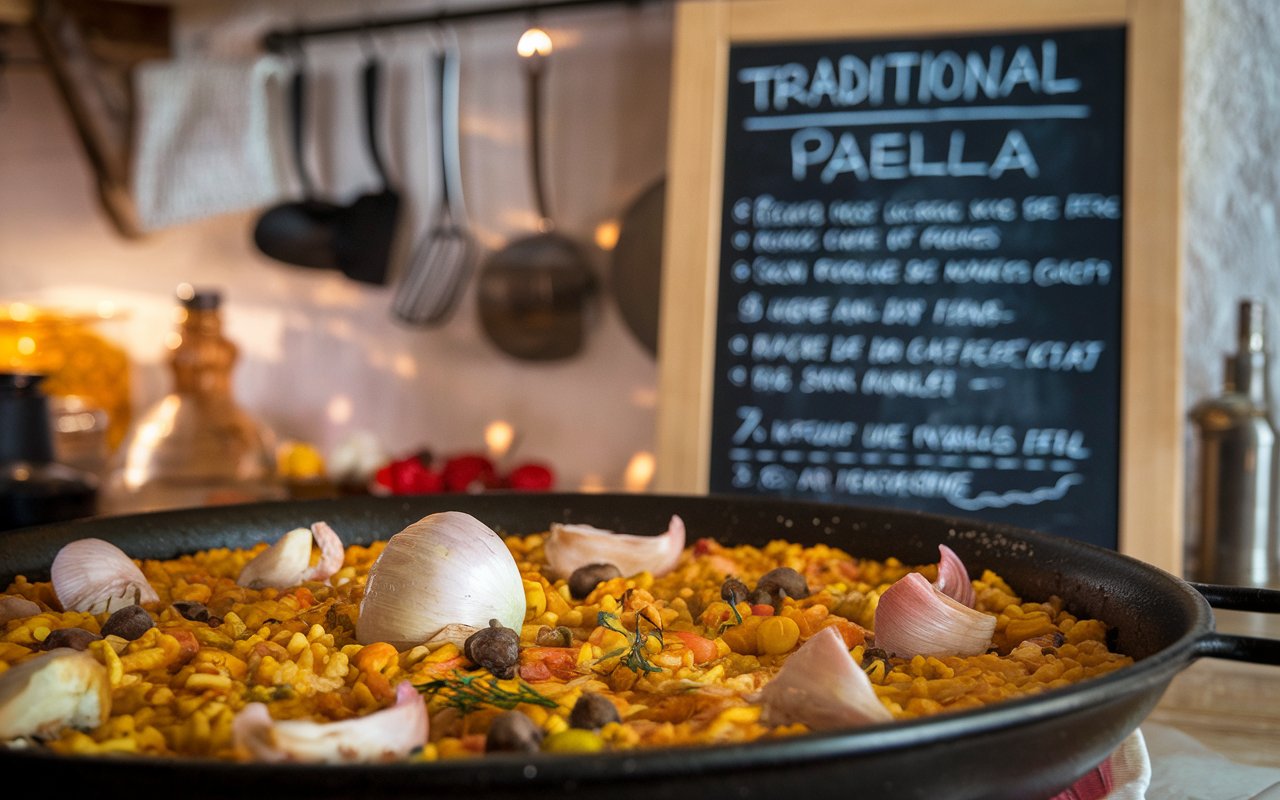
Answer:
[1188,300,1280,588]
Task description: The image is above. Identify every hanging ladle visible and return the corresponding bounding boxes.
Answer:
[476,26,597,361]
[252,50,343,271]
[252,49,401,285]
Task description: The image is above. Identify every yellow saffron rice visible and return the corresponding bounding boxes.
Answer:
[0,527,1132,760]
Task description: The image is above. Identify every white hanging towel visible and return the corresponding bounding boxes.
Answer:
[130,55,293,231]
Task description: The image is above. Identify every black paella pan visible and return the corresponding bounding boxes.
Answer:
[1,492,1278,800]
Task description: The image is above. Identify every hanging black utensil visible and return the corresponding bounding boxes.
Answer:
[252,59,343,271]
[610,176,665,356]
[476,41,597,361]
[330,56,401,286]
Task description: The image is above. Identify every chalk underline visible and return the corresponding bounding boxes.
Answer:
[742,104,1092,131]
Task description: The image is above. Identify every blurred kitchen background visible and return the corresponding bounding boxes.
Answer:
[0,0,1277,508]
[1,0,672,497]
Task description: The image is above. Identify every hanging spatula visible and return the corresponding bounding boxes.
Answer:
[392,40,476,325]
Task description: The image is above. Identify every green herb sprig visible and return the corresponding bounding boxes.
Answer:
[596,609,663,674]
[415,670,558,714]
[717,602,744,634]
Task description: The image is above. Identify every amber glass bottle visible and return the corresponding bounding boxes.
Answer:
[102,288,283,514]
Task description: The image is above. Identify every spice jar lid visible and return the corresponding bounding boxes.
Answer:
[177,286,222,311]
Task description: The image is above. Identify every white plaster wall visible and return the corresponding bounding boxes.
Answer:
[1184,0,1280,406]
[1182,0,1280,567]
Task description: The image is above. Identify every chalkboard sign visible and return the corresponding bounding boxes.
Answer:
[657,1,1182,571]
[706,28,1125,549]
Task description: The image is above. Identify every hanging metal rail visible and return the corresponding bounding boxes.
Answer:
[262,0,657,52]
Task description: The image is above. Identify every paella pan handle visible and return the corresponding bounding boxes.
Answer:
[1188,582,1280,666]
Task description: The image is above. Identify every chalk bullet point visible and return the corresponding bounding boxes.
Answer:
[732,199,751,223]
[729,366,748,386]
[732,231,751,250]
[730,335,748,355]
[732,261,751,282]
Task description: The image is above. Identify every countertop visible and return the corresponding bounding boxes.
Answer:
[1140,608,1280,799]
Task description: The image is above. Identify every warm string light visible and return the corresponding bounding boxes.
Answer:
[517,27,553,58]
[485,420,517,462]
[594,220,620,251]
[623,451,656,493]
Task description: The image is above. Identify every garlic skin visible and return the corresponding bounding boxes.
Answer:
[934,544,976,608]
[874,572,996,658]
[0,596,40,625]
[236,521,344,590]
[232,680,427,763]
[0,648,111,741]
[543,515,686,580]
[753,626,891,730]
[50,538,159,614]
[357,512,526,649]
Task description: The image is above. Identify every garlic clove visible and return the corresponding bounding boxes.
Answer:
[934,544,976,608]
[874,572,996,658]
[232,680,427,763]
[237,527,311,589]
[237,522,345,590]
[0,596,40,625]
[356,512,526,649]
[543,515,686,580]
[50,538,159,614]
[302,521,345,583]
[0,648,111,741]
[752,626,892,730]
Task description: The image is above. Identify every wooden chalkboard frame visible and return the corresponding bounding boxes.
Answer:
[654,0,1183,573]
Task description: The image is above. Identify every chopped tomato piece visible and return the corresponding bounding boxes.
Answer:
[672,631,718,664]
[520,646,580,680]
[824,618,868,648]
[519,661,552,682]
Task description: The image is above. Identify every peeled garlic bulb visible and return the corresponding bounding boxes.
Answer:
[357,512,526,649]
[874,572,996,658]
[233,680,427,763]
[0,648,111,741]
[51,538,159,614]
[237,522,345,590]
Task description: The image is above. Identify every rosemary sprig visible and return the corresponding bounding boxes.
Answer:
[717,602,744,634]
[415,670,558,714]
[596,609,663,674]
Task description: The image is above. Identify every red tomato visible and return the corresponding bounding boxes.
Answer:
[391,456,442,494]
[442,453,498,492]
[505,462,555,491]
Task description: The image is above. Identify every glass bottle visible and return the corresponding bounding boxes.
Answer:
[1188,299,1280,588]
[102,287,284,514]
[0,372,98,531]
